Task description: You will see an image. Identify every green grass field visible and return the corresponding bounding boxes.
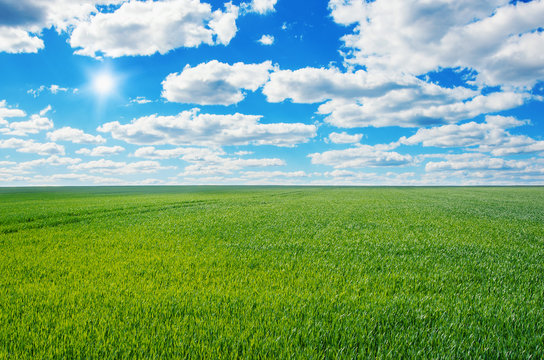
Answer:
[1,186,543,358]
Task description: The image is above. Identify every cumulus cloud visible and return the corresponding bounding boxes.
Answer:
[262,66,523,128]
[15,155,82,169]
[309,144,413,168]
[258,34,274,45]
[47,127,106,144]
[0,100,26,122]
[181,156,285,176]
[0,137,65,155]
[400,115,544,156]
[317,88,527,128]
[76,145,125,157]
[133,146,223,160]
[68,159,174,174]
[328,132,363,144]
[329,0,544,88]
[70,0,239,58]
[98,108,316,147]
[241,170,308,179]
[243,0,278,14]
[162,60,273,105]
[30,173,126,185]
[263,67,409,103]
[133,145,285,176]
[0,114,53,136]
[0,27,43,53]
[0,0,125,53]
[319,170,422,186]
[1,0,242,57]
[425,153,531,172]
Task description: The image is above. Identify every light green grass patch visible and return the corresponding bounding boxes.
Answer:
[1,186,543,358]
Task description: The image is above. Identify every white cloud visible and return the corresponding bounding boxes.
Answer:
[70,0,239,58]
[98,108,316,147]
[258,34,274,45]
[309,144,413,168]
[49,84,68,94]
[263,67,410,103]
[0,137,65,155]
[162,60,273,105]
[135,145,285,176]
[329,0,544,88]
[29,173,126,185]
[0,103,53,135]
[262,66,525,128]
[241,170,308,179]
[244,0,278,14]
[28,85,72,97]
[425,153,531,172]
[0,100,26,122]
[181,156,285,176]
[68,159,174,174]
[400,115,544,156]
[15,155,82,169]
[0,27,43,53]
[0,0,125,54]
[320,169,420,185]
[134,146,224,160]
[328,132,363,144]
[47,127,106,144]
[39,105,52,116]
[0,114,54,136]
[318,89,527,128]
[130,96,152,104]
[76,145,125,157]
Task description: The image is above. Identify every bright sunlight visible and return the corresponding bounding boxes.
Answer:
[91,70,117,97]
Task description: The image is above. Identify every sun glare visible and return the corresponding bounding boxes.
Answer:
[92,71,116,97]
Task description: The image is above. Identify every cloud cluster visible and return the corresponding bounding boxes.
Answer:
[329,0,544,88]
[1,114,53,136]
[0,100,26,120]
[68,159,173,175]
[0,0,242,57]
[258,34,274,45]
[162,61,273,105]
[0,27,43,53]
[98,108,316,147]
[309,144,412,168]
[328,132,363,144]
[135,145,286,176]
[263,67,409,103]
[47,127,106,144]
[262,65,529,128]
[28,84,74,97]
[76,146,125,157]
[318,88,527,128]
[401,115,544,156]
[181,156,285,176]
[70,0,239,57]
[0,138,65,155]
[243,0,278,14]
[0,0,124,53]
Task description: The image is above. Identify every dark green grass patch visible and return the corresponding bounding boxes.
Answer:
[1,187,543,358]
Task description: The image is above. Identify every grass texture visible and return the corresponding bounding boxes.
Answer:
[0,186,543,359]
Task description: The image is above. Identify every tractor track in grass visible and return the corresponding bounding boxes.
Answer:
[0,199,218,235]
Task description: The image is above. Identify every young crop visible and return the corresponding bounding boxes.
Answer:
[1,186,543,358]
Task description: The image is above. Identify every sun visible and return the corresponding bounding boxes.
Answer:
[91,70,117,97]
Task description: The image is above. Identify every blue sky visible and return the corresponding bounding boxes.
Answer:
[0,0,543,185]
